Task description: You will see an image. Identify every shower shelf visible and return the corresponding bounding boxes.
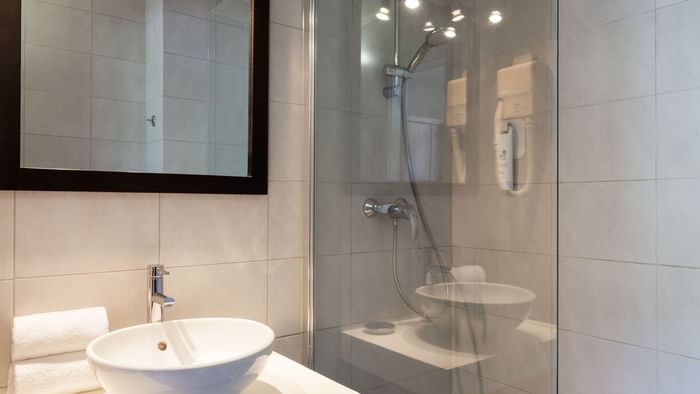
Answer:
[343,318,555,370]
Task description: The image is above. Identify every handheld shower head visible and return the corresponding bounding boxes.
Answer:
[406,26,456,72]
[425,26,456,47]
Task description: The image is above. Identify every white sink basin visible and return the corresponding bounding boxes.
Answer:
[415,282,536,351]
[87,318,274,394]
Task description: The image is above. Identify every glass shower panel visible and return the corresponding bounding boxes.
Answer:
[313,1,557,393]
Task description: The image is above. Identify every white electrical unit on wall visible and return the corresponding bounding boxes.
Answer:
[494,55,548,192]
[447,72,468,184]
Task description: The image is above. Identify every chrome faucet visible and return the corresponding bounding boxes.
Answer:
[147,265,175,323]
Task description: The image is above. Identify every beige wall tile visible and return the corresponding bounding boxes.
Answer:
[658,266,700,359]
[268,258,303,336]
[452,184,553,254]
[559,331,655,394]
[15,270,146,330]
[268,182,308,260]
[314,108,354,183]
[657,89,700,179]
[269,102,309,182]
[92,56,146,102]
[658,352,700,394]
[163,10,208,60]
[559,181,655,263]
[0,193,13,281]
[270,0,303,29]
[657,0,700,93]
[163,0,217,19]
[0,281,12,389]
[314,182,351,256]
[560,97,655,182]
[93,14,146,63]
[658,179,700,268]
[314,254,351,330]
[15,192,158,277]
[165,262,267,323]
[93,0,145,23]
[560,0,653,35]
[26,91,91,139]
[40,0,92,10]
[560,257,656,347]
[269,23,303,105]
[559,13,654,108]
[160,194,268,266]
[24,44,91,97]
[25,0,92,52]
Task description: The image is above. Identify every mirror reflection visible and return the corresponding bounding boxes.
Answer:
[21,0,251,176]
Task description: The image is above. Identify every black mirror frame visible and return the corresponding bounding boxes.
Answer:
[0,0,269,194]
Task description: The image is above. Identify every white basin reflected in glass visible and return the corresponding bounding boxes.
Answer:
[415,282,536,352]
[86,318,274,394]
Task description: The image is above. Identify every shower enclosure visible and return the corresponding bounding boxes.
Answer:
[311,0,557,393]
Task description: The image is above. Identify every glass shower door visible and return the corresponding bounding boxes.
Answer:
[312,1,557,393]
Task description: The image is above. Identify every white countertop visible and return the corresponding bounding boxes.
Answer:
[87,352,357,394]
[242,352,358,394]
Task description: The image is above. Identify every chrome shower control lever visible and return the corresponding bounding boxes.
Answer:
[363,198,418,239]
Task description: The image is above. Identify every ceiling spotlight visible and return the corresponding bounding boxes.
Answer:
[376,7,390,21]
[404,0,420,9]
[423,21,435,31]
[451,9,465,22]
[488,10,503,24]
[443,26,457,38]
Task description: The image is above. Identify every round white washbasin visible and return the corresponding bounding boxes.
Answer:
[87,318,274,394]
[415,282,536,351]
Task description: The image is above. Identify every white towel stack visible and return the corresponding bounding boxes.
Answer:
[8,307,109,394]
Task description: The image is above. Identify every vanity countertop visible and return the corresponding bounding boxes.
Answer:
[86,352,358,394]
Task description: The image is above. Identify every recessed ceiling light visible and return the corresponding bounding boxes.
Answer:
[423,21,435,31]
[376,7,390,21]
[451,9,465,22]
[405,0,420,9]
[444,26,457,38]
[488,10,503,24]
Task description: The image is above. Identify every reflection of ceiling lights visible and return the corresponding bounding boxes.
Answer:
[444,26,457,38]
[423,21,435,31]
[451,9,465,22]
[376,7,390,21]
[488,10,503,24]
[404,0,420,9]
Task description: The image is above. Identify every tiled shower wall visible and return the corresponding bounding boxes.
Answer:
[558,0,700,393]
[0,0,309,390]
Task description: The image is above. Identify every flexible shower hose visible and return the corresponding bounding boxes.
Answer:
[390,77,451,319]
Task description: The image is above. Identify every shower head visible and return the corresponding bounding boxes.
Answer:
[406,26,456,72]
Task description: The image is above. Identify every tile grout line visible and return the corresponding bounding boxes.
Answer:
[653,5,660,392]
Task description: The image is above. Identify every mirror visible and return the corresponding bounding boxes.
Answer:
[21,0,254,177]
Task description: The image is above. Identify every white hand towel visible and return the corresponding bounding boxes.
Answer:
[7,351,101,394]
[451,265,486,283]
[12,307,109,362]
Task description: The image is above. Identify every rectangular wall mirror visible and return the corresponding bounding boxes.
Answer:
[0,0,269,194]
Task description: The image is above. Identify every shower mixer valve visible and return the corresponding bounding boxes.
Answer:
[363,198,418,239]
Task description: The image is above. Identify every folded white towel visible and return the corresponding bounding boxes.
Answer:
[7,351,101,394]
[451,265,486,283]
[12,307,109,362]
